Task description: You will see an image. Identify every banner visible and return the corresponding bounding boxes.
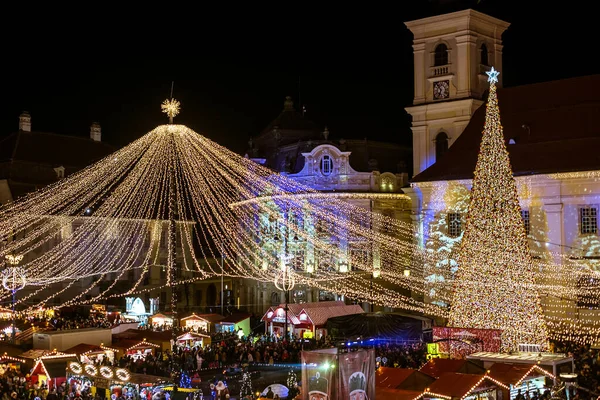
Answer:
[433,327,502,358]
[301,350,337,400]
[339,349,376,400]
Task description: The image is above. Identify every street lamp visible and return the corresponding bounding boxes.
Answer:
[2,258,27,343]
[274,256,295,340]
[559,373,577,400]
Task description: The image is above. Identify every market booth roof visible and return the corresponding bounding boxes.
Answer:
[376,389,427,400]
[377,367,436,391]
[426,373,509,399]
[64,343,119,355]
[487,363,556,386]
[326,312,430,340]
[419,359,486,379]
[177,332,210,341]
[0,353,25,364]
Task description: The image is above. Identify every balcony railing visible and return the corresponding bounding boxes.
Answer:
[431,65,449,76]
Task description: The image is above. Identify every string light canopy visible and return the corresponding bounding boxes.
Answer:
[0,95,596,345]
[448,67,549,352]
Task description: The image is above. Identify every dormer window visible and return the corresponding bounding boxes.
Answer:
[321,155,333,176]
[54,166,65,179]
[434,43,448,66]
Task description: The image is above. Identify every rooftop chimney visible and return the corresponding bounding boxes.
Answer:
[19,111,31,132]
[90,122,101,142]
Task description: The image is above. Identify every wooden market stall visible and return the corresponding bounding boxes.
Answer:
[149,312,173,328]
[113,339,160,360]
[30,354,78,389]
[0,353,26,376]
[176,332,211,348]
[64,343,119,365]
[488,363,556,399]
[66,361,167,400]
[216,313,251,336]
[424,372,509,400]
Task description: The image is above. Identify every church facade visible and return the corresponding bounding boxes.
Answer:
[404,10,600,324]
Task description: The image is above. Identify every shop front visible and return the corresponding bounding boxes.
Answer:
[67,361,167,400]
[177,332,211,349]
[30,354,78,389]
[0,354,25,376]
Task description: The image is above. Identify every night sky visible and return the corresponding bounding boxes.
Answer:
[2,1,596,154]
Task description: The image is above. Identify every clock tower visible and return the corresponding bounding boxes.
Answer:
[405,9,510,176]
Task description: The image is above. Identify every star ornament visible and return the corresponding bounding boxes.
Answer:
[486,66,500,84]
[161,98,181,119]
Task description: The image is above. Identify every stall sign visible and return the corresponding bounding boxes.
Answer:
[95,378,110,389]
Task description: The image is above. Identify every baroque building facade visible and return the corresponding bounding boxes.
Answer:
[243,96,415,316]
[405,9,600,324]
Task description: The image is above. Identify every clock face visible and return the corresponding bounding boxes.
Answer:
[433,80,449,100]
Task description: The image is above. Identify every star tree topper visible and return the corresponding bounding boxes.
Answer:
[161,98,181,124]
[486,66,500,84]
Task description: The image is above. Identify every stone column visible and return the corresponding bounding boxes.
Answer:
[413,42,427,104]
[455,34,477,97]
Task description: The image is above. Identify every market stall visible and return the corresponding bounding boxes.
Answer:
[149,312,173,328]
[0,354,25,376]
[65,343,119,365]
[113,339,160,360]
[67,361,167,400]
[30,354,78,389]
[177,332,211,348]
[180,314,210,332]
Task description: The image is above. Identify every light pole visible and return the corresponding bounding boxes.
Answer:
[274,261,295,340]
[3,255,26,343]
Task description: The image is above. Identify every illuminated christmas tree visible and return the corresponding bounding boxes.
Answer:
[287,369,299,399]
[448,67,548,352]
[179,371,191,388]
[239,370,253,399]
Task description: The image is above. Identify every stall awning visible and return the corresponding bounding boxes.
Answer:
[177,332,209,341]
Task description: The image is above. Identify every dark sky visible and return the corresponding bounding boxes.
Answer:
[2,0,596,154]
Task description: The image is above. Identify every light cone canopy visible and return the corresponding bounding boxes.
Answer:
[0,124,432,313]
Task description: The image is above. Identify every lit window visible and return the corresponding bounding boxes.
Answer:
[447,212,461,237]
[521,210,530,236]
[580,207,598,235]
[321,155,333,176]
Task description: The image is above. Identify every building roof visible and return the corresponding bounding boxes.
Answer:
[219,313,251,324]
[377,367,417,389]
[0,130,115,200]
[419,359,486,379]
[467,351,573,366]
[299,304,364,327]
[427,373,503,399]
[412,75,600,183]
[257,96,321,141]
[250,96,410,174]
[487,363,553,386]
[113,329,173,343]
[0,130,114,166]
[262,301,359,324]
[34,356,77,379]
[63,343,104,355]
[194,313,226,323]
[376,389,425,400]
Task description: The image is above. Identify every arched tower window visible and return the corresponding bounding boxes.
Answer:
[434,43,448,66]
[435,132,449,161]
[321,155,333,175]
[480,43,489,66]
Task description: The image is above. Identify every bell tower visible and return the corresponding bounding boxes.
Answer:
[405,9,510,176]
